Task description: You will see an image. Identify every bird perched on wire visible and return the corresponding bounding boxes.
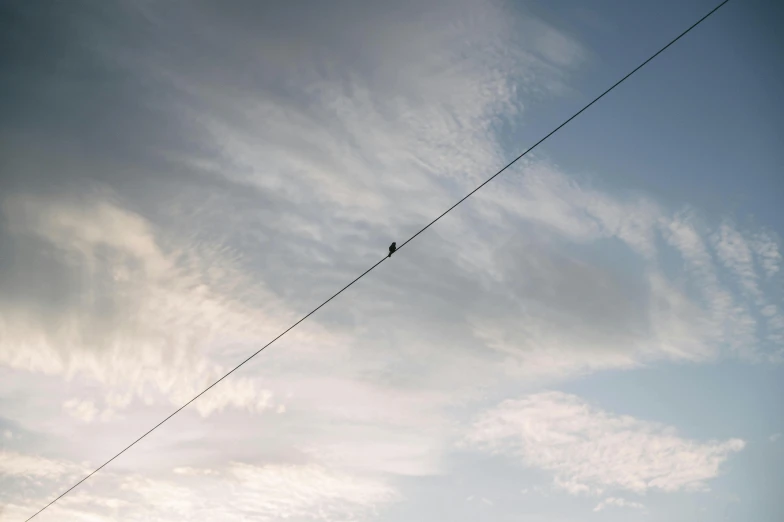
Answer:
[388,242,397,258]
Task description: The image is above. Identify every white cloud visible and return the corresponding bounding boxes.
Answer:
[152,0,588,239]
[2,0,779,430]
[105,391,133,411]
[0,451,85,480]
[469,164,783,373]
[51,464,395,522]
[63,398,99,423]
[466,392,745,496]
[1,449,398,522]
[2,430,11,440]
[172,466,220,476]
[753,231,782,277]
[224,462,397,519]
[770,433,781,442]
[0,195,327,417]
[713,221,762,300]
[593,496,645,512]
[0,1,781,520]
[658,214,759,359]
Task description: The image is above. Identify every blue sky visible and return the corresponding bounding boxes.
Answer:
[1,0,782,521]
[514,0,783,225]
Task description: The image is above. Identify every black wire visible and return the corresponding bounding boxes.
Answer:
[24,1,731,519]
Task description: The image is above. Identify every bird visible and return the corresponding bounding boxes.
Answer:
[388,242,397,258]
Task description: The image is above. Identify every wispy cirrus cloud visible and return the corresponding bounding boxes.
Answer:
[63,399,100,423]
[0,194,290,418]
[466,391,745,496]
[0,451,86,480]
[593,496,646,512]
[0,455,397,522]
[0,0,781,520]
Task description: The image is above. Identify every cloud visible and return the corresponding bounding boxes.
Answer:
[713,221,762,300]
[172,466,220,476]
[63,399,99,423]
[753,231,782,278]
[770,433,781,442]
[593,496,645,512]
[2,0,780,424]
[0,1,593,496]
[168,2,574,226]
[0,1,781,519]
[0,193,314,417]
[2,457,398,522]
[0,3,579,515]
[0,451,85,480]
[466,392,745,495]
[221,462,398,519]
[469,167,784,369]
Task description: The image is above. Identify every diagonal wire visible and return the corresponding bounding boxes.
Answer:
[24,0,731,519]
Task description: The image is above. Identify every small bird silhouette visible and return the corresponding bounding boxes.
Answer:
[388,242,397,258]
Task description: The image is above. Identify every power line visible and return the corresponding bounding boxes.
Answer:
[24,1,731,519]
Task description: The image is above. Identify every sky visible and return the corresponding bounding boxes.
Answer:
[0,0,782,521]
